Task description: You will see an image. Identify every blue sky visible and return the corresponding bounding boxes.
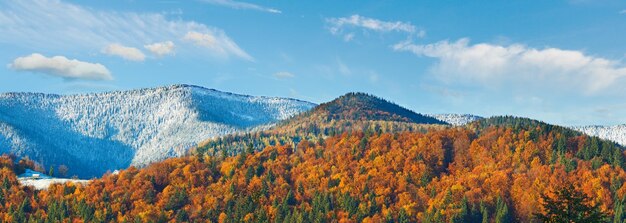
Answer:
[1,0,626,126]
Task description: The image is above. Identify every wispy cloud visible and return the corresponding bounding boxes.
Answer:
[273,71,295,79]
[144,41,175,57]
[620,9,626,14]
[183,31,253,60]
[198,0,281,13]
[368,72,379,83]
[336,59,351,75]
[8,53,113,80]
[326,15,424,41]
[0,0,251,60]
[393,38,626,93]
[102,44,146,61]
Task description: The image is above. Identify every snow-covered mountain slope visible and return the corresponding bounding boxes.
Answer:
[0,84,315,178]
[426,114,484,126]
[426,113,626,146]
[571,125,626,146]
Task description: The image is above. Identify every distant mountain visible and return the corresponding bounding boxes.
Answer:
[317,93,445,123]
[428,114,626,146]
[426,114,483,126]
[571,125,626,146]
[273,92,446,133]
[0,84,314,178]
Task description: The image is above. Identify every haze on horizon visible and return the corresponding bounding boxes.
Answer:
[1,0,626,126]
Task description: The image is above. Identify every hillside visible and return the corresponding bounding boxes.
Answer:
[426,114,484,126]
[1,117,625,222]
[0,85,314,178]
[310,92,444,124]
[196,92,448,156]
[572,125,626,146]
[428,114,626,147]
[273,92,445,133]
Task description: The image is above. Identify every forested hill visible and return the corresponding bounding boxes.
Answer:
[307,92,445,124]
[3,115,626,222]
[271,92,446,134]
[469,116,625,168]
[196,92,448,156]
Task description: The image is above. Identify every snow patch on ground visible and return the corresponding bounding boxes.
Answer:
[18,169,89,190]
[19,178,90,190]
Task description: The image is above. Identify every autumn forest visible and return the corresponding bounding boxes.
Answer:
[1,94,626,223]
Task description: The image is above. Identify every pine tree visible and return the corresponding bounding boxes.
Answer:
[2,176,11,190]
[246,143,255,154]
[495,196,512,223]
[20,198,31,215]
[398,208,410,223]
[613,148,624,169]
[457,197,471,223]
[614,198,624,223]
[175,209,188,222]
[534,185,608,223]
[0,190,4,206]
[480,201,489,223]
[284,190,296,206]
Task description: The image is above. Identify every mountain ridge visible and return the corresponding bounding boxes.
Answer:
[0,84,315,178]
[0,84,314,105]
[270,92,447,135]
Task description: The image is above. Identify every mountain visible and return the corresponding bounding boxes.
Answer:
[274,92,446,132]
[572,125,626,146]
[468,116,624,164]
[468,116,579,135]
[196,92,448,156]
[427,114,626,146]
[468,115,626,147]
[426,114,483,126]
[0,84,314,178]
[314,93,445,123]
[5,114,625,222]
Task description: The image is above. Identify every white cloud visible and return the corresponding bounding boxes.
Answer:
[199,0,281,13]
[343,33,355,42]
[327,15,416,33]
[102,44,145,61]
[183,31,253,60]
[8,53,113,80]
[273,71,294,79]
[393,38,626,93]
[620,9,626,14]
[0,0,251,60]
[369,72,379,83]
[326,15,424,41]
[416,30,426,38]
[336,59,351,75]
[144,41,175,56]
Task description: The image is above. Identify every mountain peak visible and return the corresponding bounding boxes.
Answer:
[311,92,445,124]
